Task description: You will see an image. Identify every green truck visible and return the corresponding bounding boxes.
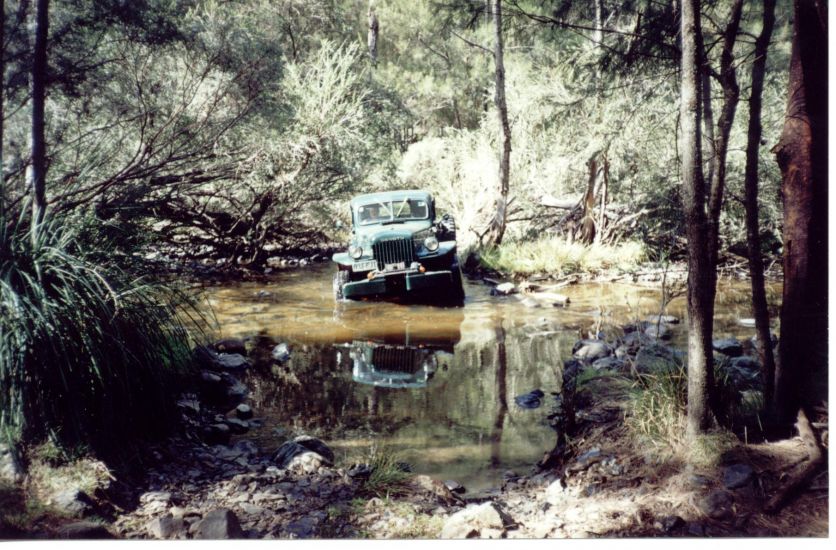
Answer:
[331,190,465,304]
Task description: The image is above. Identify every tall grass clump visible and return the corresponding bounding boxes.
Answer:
[480,237,646,277]
[0,212,200,459]
[624,367,688,453]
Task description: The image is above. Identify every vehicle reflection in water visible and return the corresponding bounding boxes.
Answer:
[339,341,453,389]
[206,264,781,491]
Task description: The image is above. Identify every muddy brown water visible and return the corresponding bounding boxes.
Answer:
[204,264,781,491]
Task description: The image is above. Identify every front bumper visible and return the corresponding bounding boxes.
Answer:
[342,270,453,298]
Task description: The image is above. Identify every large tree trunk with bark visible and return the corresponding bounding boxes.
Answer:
[772,0,828,425]
[28,0,49,237]
[484,0,511,247]
[680,0,715,438]
[1,0,6,217]
[743,0,778,413]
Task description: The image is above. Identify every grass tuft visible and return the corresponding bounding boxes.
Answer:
[0,211,202,460]
[480,237,646,277]
[624,367,688,453]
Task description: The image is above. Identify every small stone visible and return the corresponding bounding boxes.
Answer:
[493,282,517,295]
[722,463,754,489]
[54,521,113,539]
[235,404,254,420]
[444,480,466,494]
[192,509,243,539]
[700,490,734,519]
[573,340,612,361]
[213,338,247,355]
[271,343,291,362]
[147,515,186,539]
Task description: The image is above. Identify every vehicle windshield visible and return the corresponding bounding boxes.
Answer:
[356,198,429,225]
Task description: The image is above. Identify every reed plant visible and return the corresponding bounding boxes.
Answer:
[0,211,200,459]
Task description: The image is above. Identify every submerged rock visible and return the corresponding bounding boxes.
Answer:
[514,389,545,409]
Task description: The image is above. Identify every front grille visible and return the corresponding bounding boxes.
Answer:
[372,346,420,373]
[372,238,416,270]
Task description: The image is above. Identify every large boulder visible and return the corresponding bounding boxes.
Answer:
[0,443,24,483]
[572,340,613,362]
[191,509,243,539]
[147,515,187,539]
[634,343,682,374]
[713,338,743,357]
[440,502,514,539]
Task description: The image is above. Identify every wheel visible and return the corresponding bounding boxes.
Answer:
[333,270,348,301]
[448,262,465,305]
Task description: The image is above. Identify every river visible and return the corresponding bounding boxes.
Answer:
[203,264,780,491]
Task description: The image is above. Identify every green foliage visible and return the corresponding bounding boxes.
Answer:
[356,446,411,498]
[625,367,688,452]
[0,212,200,457]
[480,237,646,276]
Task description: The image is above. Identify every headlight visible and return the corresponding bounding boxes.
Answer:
[424,236,439,251]
[349,245,363,259]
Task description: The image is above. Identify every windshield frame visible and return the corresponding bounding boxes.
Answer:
[355,197,430,226]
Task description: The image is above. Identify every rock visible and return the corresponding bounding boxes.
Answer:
[192,509,243,539]
[751,333,779,348]
[440,502,514,539]
[147,515,186,539]
[634,343,681,374]
[204,423,231,446]
[444,480,466,494]
[176,397,201,416]
[513,389,544,409]
[713,338,743,357]
[347,464,372,479]
[647,314,680,325]
[722,463,754,489]
[273,436,334,470]
[233,439,259,457]
[140,491,173,504]
[572,340,612,362]
[408,475,460,505]
[54,521,113,539]
[285,514,323,538]
[644,323,671,340]
[493,282,517,295]
[700,490,734,519]
[213,338,247,355]
[193,345,221,370]
[52,489,94,518]
[235,404,253,420]
[569,448,604,472]
[544,479,567,506]
[737,318,757,328]
[200,371,222,384]
[655,515,685,533]
[0,443,24,483]
[590,356,626,371]
[225,418,249,434]
[396,461,413,473]
[271,343,291,362]
[721,356,762,390]
[216,353,250,370]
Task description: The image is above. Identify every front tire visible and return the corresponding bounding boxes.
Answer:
[333,270,348,301]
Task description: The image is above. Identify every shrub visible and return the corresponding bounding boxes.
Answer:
[0,212,200,458]
[480,237,646,276]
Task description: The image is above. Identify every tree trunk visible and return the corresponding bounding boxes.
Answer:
[367,3,379,68]
[706,0,744,299]
[743,0,777,414]
[1,0,6,217]
[28,0,48,237]
[772,0,828,425]
[484,0,511,247]
[679,0,714,438]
